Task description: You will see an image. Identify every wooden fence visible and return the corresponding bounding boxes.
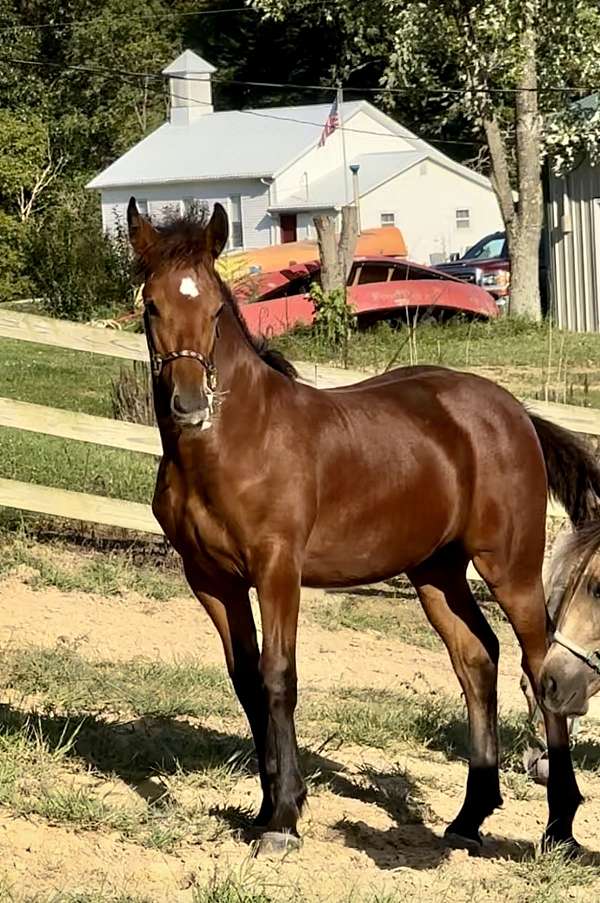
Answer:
[0,309,599,542]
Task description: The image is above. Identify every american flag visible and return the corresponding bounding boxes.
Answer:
[318,96,339,147]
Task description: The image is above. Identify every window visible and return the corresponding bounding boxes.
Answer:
[463,234,506,261]
[182,198,208,218]
[380,212,395,227]
[356,263,391,285]
[456,208,470,229]
[229,195,244,248]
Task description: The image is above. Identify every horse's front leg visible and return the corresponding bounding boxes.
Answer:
[184,570,273,825]
[255,555,305,852]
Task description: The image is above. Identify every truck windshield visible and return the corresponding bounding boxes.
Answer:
[463,236,505,260]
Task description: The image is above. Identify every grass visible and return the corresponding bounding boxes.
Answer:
[277,317,600,409]
[0,428,157,504]
[0,534,188,601]
[0,644,235,720]
[0,339,131,417]
[302,684,533,770]
[1,316,600,522]
[310,590,441,651]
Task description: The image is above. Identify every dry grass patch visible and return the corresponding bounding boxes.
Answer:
[0,535,188,602]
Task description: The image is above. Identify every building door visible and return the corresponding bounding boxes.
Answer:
[280,214,297,244]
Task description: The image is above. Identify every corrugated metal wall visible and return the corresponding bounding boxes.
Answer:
[547,160,600,332]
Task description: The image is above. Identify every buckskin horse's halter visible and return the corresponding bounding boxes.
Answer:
[552,630,600,677]
[550,541,600,677]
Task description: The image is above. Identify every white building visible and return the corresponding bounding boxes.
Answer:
[87,49,503,265]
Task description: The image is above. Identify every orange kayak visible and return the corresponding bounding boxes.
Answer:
[217,226,407,279]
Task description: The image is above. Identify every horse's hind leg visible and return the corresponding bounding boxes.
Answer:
[474,552,582,849]
[408,549,502,847]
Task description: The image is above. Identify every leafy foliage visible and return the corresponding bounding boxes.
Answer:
[309,282,356,347]
[27,192,134,321]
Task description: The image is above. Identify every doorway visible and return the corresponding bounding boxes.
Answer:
[280,213,297,244]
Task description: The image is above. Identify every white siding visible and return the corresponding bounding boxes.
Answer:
[274,109,413,203]
[100,178,272,249]
[359,160,503,264]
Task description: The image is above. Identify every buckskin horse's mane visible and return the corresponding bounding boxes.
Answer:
[137,210,297,381]
[547,520,600,597]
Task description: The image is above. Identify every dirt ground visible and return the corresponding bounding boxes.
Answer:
[1,559,600,903]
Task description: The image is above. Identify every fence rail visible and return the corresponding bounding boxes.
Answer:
[0,310,597,538]
[0,396,161,456]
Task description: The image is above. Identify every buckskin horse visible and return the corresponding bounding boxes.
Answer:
[127,199,600,854]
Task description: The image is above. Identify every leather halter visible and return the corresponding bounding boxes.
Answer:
[144,307,218,392]
[550,541,600,676]
[552,630,600,677]
[149,348,217,390]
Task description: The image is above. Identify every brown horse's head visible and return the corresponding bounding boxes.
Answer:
[540,522,600,716]
[127,197,229,429]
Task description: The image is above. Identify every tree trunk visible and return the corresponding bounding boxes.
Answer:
[314,214,342,295]
[480,15,543,321]
[510,17,543,321]
[338,205,359,279]
[314,207,358,293]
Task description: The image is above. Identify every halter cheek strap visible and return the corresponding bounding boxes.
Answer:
[553,630,600,676]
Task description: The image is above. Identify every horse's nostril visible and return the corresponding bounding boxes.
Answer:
[172,393,185,414]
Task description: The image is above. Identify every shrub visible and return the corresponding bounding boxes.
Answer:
[27,191,135,321]
[0,211,32,301]
[309,282,356,347]
[110,361,155,426]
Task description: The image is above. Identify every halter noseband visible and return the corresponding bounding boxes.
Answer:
[550,539,600,677]
[149,348,217,391]
[552,630,600,677]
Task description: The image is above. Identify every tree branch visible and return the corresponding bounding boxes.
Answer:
[483,116,517,235]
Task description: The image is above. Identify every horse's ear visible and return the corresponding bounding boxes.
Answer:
[127,197,157,258]
[206,203,229,259]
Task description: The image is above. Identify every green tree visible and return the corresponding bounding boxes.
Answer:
[0,111,63,221]
[252,0,600,320]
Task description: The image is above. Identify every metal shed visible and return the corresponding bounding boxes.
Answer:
[545,96,600,332]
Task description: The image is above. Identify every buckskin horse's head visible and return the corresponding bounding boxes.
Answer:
[540,522,600,716]
[127,197,229,429]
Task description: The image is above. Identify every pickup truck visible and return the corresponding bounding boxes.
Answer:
[434,232,510,308]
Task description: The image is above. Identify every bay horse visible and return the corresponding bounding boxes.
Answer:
[127,199,600,854]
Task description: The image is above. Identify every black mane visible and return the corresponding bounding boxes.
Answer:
[221,280,298,380]
[140,210,297,381]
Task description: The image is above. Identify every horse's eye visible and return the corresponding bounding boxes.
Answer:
[214,303,224,319]
[145,300,159,316]
[588,578,600,600]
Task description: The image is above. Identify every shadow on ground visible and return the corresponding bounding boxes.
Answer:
[1,700,599,870]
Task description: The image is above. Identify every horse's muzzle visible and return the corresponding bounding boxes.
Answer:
[171,388,211,428]
[540,647,591,717]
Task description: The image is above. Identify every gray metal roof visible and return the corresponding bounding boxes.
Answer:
[87,102,364,189]
[270,151,427,210]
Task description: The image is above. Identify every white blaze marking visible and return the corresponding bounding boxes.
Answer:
[179,277,199,298]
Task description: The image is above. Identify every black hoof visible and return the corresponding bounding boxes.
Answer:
[444,823,482,853]
[255,831,302,857]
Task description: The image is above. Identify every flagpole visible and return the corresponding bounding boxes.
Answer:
[337,86,350,205]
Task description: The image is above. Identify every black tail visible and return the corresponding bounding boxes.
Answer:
[530,413,600,526]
